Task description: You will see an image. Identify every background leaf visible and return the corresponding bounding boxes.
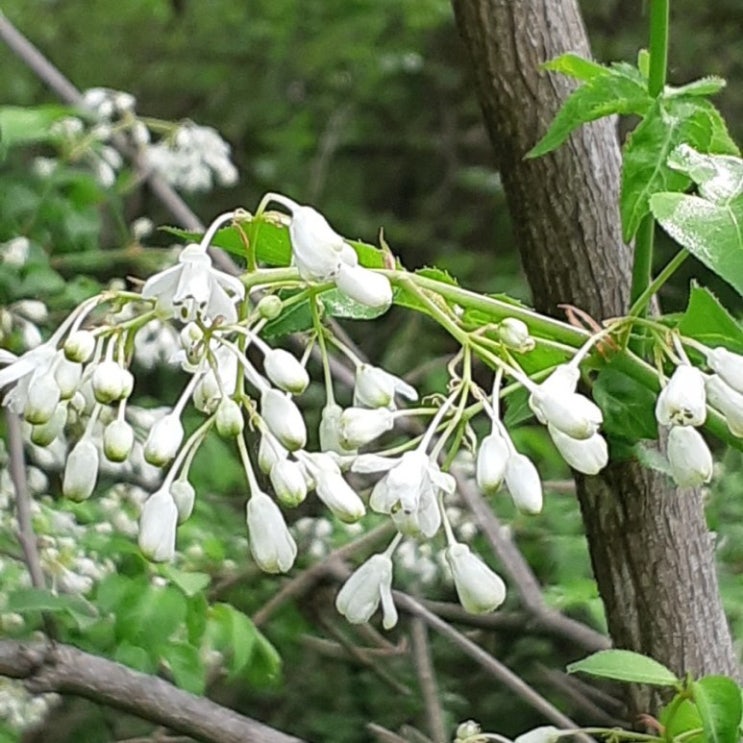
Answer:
[567,649,679,686]
[692,675,743,743]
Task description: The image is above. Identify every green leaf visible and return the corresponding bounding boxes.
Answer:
[567,649,679,686]
[160,642,206,695]
[242,631,282,688]
[667,145,743,204]
[650,191,743,297]
[161,566,211,597]
[114,584,187,648]
[6,587,98,627]
[678,284,743,354]
[692,675,743,743]
[528,62,651,159]
[542,53,609,82]
[660,698,704,743]
[321,287,389,320]
[593,366,659,445]
[207,603,258,677]
[185,593,209,646]
[0,105,71,147]
[114,641,154,673]
[262,297,313,338]
[666,76,727,99]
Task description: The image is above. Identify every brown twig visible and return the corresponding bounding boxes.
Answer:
[410,615,446,743]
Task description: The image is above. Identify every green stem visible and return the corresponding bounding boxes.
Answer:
[648,0,670,97]
[628,248,688,318]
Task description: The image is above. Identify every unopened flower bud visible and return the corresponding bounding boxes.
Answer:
[514,726,561,743]
[246,491,297,574]
[261,389,307,451]
[667,425,713,487]
[548,425,608,475]
[120,368,134,399]
[270,459,307,507]
[706,347,743,395]
[103,419,135,462]
[336,553,397,629]
[54,358,82,399]
[257,295,283,320]
[498,318,534,352]
[24,372,61,425]
[63,437,99,501]
[339,407,394,449]
[31,405,67,447]
[319,403,356,454]
[476,431,510,495]
[64,330,96,363]
[353,364,417,410]
[144,413,184,466]
[504,453,543,514]
[455,721,483,742]
[705,375,743,437]
[529,385,602,440]
[306,453,366,522]
[92,360,126,404]
[655,364,706,427]
[215,397,244,438]
[171,478,196,523]
[139,488,178,562]
[263,348,309,394]
[258,432,287,474]
[335,263,393,310]
[287,202,347,281]
[446,542,506,614]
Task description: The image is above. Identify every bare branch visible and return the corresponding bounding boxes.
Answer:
[410,616,446,743]
[0,640,303,743]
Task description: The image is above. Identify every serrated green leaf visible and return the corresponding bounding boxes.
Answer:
[678,284,743,354]
[542,53,608,82]
[667,146,743,205]
[528,63,651,159]
[567,649,678,686]
[660,697,704,743]
[207,603,258,677]
[666,76,727,99]
[114,584,187,648]
[262,298,313,338]
[593,366,659,444]
[161,566,211,598]
[650,191,743,297]
[692,675,743,743]
[321,287,389,320]
[160,642,206,695]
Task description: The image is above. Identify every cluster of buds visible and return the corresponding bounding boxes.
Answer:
[4,193,740,628]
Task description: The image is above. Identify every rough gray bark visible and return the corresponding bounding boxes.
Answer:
[451,0,738,710]
[0,640,304,743]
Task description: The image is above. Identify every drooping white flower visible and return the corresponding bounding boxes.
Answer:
[91,360,129,404]
[103,419,135,462]
[706,347,743,395]
[54,358,82,399]
[335,554,397,629]
[261,388,307,451]
[504,453,543,514]
[31,405,67,447]
[302,452,366,522]
[353,364,418,410]
[667,425,713,487]
[705,374,743,437]
[0,343,58,416]
[476,431,510,495]
[143,413,184,466]
[339,407,394,449]
[64,330,96,363]
[319,403,357,455]
[171,478,196,523]
[258,431,288,474]
[246,491,297,573]
[270,459,307,507]
[655,364,707,427]
[141,243,245,323]
[139,487,179,562]
[445,542,506,614]
[514,726,562,743]
[63,437,99,501]
[263,348,309,395]
[23,371,61,425]
[548,425,608,475]
[215,397,244,438]
[529,375,602,440]
[335,263,393,310]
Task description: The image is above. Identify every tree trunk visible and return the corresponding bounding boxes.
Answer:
[451,0,738,712]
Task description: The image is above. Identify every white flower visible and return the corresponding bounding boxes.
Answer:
[31,405,67,447]
[706,347,743,395]
[303,452,366,522]
[64,330,96,363]
[141,243,245,323]
[353,364,418,410]
[529,373,602,440]
[92,360,128,404]
[192,345,237,413]
[258,431,288,474]
[319,403,357,455]
[171,478,196,523]
[215,397,244,438]
[498,318,535,352]
[246,491,297,573]
[548,425,608,475]
[446,542,506,614]
[335,263,393,310]
[667,425,713,487]
[103,419,135,462]
[655,364,706,427]
[23,370,61,425]
[705,374,743,437]
[144,413,184,466]
[476,431,510,495]
[63,438,99,501]
[270,459,307,507]
[335,554,397,629]
[514,726,561,743]
[263,348,309,394]
[504,453,543,514]
[261,388,307,451]
[0,343,58,416]
[54,358,82,399]
[139,487,178,562]
[339,407,394,449]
